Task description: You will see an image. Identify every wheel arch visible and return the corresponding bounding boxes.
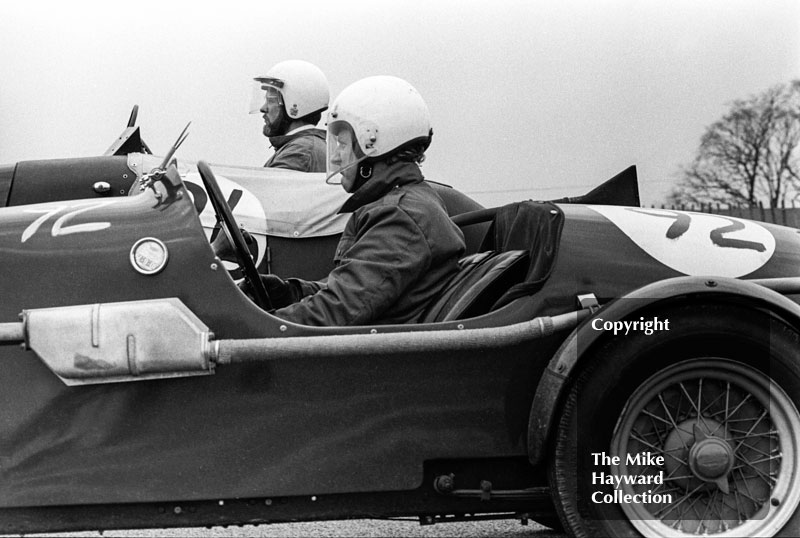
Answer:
[527,275,800,465]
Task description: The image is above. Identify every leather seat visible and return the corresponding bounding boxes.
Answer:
[421,250,529,322]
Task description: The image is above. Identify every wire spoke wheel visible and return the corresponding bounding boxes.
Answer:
[547,304,800,538]
[611,358,800,537]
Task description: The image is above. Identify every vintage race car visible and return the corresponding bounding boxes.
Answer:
[1,116,800,538]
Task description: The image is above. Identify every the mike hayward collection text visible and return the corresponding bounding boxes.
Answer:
[590,451,673,505]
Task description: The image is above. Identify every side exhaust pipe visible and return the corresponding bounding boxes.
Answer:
[1,299,587,386]
[210,310,584,365]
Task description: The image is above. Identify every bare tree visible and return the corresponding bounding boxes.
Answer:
[669,80,800,208]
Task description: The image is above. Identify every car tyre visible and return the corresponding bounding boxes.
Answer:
[548,302,800,537]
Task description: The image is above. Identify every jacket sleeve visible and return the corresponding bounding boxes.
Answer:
[273,205,432,326]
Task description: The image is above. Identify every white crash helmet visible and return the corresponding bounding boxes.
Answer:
[326,76,432,177]
[252,60,329,119]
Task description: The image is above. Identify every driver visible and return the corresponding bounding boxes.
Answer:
[250,76,466,326]
[251,60,329,172]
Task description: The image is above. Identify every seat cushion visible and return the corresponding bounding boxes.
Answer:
[421,250,529,323]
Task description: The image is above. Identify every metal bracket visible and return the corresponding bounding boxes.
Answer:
[576,293,600,313]
[480,480,492,501]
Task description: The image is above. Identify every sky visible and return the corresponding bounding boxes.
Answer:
[1,0,799,207]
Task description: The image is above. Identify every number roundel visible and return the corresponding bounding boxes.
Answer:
[589,206,776,278]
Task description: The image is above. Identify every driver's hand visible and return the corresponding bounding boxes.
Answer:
[212,227,256,263]
[239,274,301,309]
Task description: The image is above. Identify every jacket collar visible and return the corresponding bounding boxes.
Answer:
[339,161,424,214]
[268,127,326,150]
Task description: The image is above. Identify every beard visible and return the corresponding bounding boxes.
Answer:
[262,109,291,138]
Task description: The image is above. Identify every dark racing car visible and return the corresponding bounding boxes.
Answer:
[1,116,800,538]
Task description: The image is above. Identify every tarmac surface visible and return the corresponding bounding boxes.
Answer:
[19,518,565,538]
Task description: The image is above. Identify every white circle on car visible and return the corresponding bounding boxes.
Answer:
[589,206,776,277]
[130,237,169,275]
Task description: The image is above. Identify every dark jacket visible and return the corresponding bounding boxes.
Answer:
[265,128,327,172]
[274,161,466,326]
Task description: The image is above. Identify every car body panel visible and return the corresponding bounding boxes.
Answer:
[0,175,561,507]
[0,164,13,206]
[3,148,800,534]
[6,156,135,206]
[525,204,800,320]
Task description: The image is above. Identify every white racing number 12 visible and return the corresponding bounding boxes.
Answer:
[21,201,114,243]
[589,206,777,278]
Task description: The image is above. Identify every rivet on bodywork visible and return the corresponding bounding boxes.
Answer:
[173,506,182,514]
[457,324,465,330]
[265,499,273,506]
[280,325,288,332]
[210,263,218,271]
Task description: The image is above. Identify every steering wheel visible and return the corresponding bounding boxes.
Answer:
[196,160,273,310]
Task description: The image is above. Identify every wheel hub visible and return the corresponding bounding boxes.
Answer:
[689,435,734,480]
[663,418,734,493]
